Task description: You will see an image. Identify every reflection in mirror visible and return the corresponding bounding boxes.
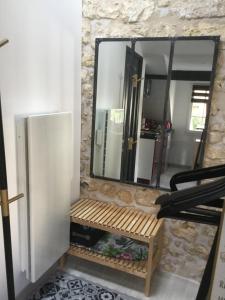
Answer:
[160,40,215,189]
[92,38,218,190]
[132,41,171,187]
[93,41,131,179]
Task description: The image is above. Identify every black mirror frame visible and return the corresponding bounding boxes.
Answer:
[90,36,220,192]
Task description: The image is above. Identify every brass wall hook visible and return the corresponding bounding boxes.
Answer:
[8,193,24,204]
[0,192,24,213]
[0,39,9,48]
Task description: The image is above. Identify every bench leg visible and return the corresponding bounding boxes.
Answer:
[157,224,164,261]
[145,240,154,296]
[59,253,67,270]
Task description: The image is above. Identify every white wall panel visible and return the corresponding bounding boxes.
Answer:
[27,112,72,282]
[16,118,30,280]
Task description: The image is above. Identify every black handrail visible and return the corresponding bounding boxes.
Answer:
[156,163,224,300]
[170,163,225,191]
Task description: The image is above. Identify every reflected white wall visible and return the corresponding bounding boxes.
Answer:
[94,42,131,178]
[97,42,130,110]
[168,81,203,167]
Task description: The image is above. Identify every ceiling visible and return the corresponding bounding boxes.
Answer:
[135,40,215,74]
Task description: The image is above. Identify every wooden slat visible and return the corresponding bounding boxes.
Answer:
[75,200,96,218]
[126,212,143,232]
[136,215,150,235]
[116,209,134,230]
[112,208,131,228]
[107,207,125,227]
[68,245,147,279]
[77,201,101,220]
[138,261,146,272]
[140,215,155,236]
[100,205,117,225]
[71,199,90,213]
[98,205,116,224]
[71,216,147,243]
[85,202,107,222]
[76,200,98,218]
[145,219,158,237]
[70,199,162,242]
[103,206,120,226]
[152,219,164,237]
[70,199,89,214]
[122,260,130,267]
[70,198,87,208]
[122,211,139,231]
[82,202,104,222]
[132,261,139,271]
[88,202,109,222]
[130,213,146,233]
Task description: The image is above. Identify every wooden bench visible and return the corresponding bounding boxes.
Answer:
[67,198,164,296]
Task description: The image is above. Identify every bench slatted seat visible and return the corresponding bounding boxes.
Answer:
[67,198,164,297]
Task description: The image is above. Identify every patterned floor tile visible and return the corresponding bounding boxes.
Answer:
[29,271,133,300]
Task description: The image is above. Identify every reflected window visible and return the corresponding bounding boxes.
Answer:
[189,85,209,131]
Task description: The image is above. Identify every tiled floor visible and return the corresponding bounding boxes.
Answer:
[28,271,133,300]
[65,256,200,300]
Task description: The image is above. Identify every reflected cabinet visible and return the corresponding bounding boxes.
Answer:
[90,36,220,190]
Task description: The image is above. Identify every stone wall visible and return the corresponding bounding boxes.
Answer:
[81,0,225,281]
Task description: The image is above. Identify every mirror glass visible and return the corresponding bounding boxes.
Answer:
[160,40,215,189]
[93,41,132,179]
[131,41,171,187]
[92,38,217,190]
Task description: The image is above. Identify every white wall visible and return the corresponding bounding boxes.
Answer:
[134,59,146,182]
[93,110,106,176]
[169,80,176,122]
[173,54,214,71]
[105,109,124,179]
[168,81,202,167]
[0,1,81,299]
[96,42,130,110]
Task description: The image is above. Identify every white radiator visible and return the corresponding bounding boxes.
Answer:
[16,112,73,282]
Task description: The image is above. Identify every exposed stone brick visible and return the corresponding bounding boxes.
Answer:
[81,0,225,282]
[134,189,161,207]
[117,190,133,204]
[208,132,222,144]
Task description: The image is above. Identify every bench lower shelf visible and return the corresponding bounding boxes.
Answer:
[67,198,164,297]
[68,244,147,278]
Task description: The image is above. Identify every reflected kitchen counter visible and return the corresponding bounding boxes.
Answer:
[140,130,161,140]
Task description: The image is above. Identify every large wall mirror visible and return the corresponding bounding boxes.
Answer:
[91,36,220,190]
